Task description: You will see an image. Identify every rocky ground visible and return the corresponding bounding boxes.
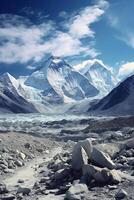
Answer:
[0,115,134,200]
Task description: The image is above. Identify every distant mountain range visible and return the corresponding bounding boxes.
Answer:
[25,56,99,103]
[89,74,134,116]
[0,56,133,115]
[0,73,37,113]
[74,59,117,96]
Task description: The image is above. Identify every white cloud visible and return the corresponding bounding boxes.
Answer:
[118,62,134,79]
[68,5,105,39]
[26,65,36,70]
[0,1,108,64]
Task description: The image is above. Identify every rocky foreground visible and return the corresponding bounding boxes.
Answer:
[0,116,134,200]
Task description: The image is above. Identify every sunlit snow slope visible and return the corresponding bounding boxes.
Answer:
[25,56,99,103]
[74,59,117,96]
[0,73,37,113]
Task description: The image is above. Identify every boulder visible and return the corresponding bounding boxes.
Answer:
[65,184,88,200]
[72,146,88,170]
[78,139,93,158]
[82,165,121,185]
[91,147,116,169]
[94,168,121,184]
[94,143,120,158]
[82,164,102,184]
[82,164,101,178]
[94,168,111,183]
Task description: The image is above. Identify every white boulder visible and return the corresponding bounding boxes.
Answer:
[72,146,88,170]
[91,147,116,169]
[72,138,92,170]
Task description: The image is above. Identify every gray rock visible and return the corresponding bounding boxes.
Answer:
[19,152,26,160]
[0,194,15,200]
[0,183,8,194]
[72,146,88,170]
[91,147,116,169]
[15,160,23,167]
[94,168,111,183]
[83,164,101,178]
[54,168,71,181]
[83,164,121,185]
[18,179,24,183]
[3,169,14,174]
[17,187,31,195]
[115,189,128,199]
[0,164,7,170]
[65,183,88,200]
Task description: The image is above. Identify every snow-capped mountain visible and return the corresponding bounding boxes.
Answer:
[25,56,99,103]
[74,59,117,96]
[0,73,37,113]
[89,74,134,115]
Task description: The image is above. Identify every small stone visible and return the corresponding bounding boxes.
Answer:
[115,189,128,199]
[45,150,49,154]
[65,184,88,200]
[4,169,14,174]
[0,183,8,194]
[19,152,26,160]
[18,179,24,183]
[108,185,117,190]
[131,171,134,176]
[0,194,15,200]
[24,143,31,149]
[15,160,23,167]
[39,177,48,183]
[110,170,121,184]
[17,187,31,195]
[44,190,49,195]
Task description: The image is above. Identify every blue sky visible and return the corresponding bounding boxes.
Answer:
[0,0,134,78]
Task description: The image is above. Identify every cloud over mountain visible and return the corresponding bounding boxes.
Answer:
[0,0,108,64]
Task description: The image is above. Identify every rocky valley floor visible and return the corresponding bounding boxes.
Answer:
[0,115,134,200]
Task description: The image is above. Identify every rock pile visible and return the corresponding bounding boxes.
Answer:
[31,138,128,199]
[0,149,27,176]
[71,138,121,187]
[1,137,133,199]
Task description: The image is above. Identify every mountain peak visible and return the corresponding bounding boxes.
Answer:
[25,56,99,102]
[48,56,66,66]
[1,72,11,78]
[89,74,134,115]
[0,72,20,90]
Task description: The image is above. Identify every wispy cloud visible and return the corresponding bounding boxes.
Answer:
[0,0,108,64]
[68,5,105,39]
[118,62,134,79]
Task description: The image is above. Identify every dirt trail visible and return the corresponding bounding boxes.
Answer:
[3,146,62,190]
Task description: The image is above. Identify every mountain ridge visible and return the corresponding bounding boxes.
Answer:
[89,74,134,116]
